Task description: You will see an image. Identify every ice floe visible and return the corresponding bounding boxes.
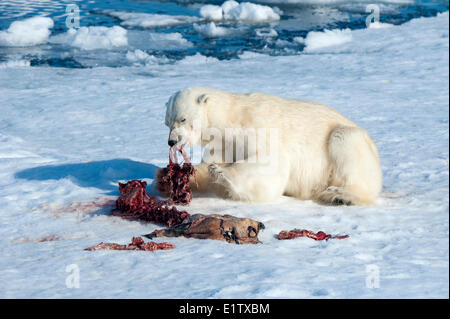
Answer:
[199,1,281,22]
[50,26,128,50]
[148,32,193,50]
[368,21,395,29]
[0,59,31,68]
[0,16,53,47]
[304,28,352,52]
[194,22,233,38]
[125,49,169,66]
[103,10,200,28]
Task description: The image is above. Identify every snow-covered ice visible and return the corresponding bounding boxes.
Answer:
[50,26,128,50]
[0,59,31,68]
[103,10,200,28]
[199,1,281,22]
[147,32,193,50]
[368,21,394,29]
[177,53,219,65]
[0,11,448,298]
[199,4,225,21]
[293,36,305,44]
[223,1,281,21]
[256,28,278,38]
[107,1,281,28]
[304,28,352,52]
[194,22,233,38]
[125,49,169,66]
[254,0,414,3]
[0,16,53,47]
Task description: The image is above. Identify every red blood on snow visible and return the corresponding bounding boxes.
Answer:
[85,236,175,252]
[277,229,349,241]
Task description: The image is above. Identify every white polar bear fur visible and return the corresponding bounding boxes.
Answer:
[164,87,382,205]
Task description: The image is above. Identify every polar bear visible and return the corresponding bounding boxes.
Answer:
[157,87,382,206]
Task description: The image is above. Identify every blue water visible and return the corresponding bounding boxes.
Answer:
[0,0,448,68]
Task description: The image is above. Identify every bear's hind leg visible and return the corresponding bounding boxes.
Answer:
[317,126,382,206]
[316,186,356,206]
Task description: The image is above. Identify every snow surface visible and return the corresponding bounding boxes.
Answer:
[0,16,53,47]
[0,12,448,298]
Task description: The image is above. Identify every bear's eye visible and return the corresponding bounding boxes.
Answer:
[180,118,186,123]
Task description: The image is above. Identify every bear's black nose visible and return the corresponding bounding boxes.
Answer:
[168,140,177,147]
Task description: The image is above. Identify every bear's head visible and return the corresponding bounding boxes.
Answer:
[164,87,211,147]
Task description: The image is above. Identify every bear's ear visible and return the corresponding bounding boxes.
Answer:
[197,94,209,105]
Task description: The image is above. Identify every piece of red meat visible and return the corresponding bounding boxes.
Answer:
[85,236,175,251]
[160,162,194,205]
[110,146,194,227]
[165,145,195,205]
[111,180,190,227]
[277,229,349,241]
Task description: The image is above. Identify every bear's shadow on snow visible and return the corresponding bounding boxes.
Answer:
[15,158,160,195]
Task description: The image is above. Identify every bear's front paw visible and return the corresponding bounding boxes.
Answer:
[208,164,241,200]
[208,164,225,184]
